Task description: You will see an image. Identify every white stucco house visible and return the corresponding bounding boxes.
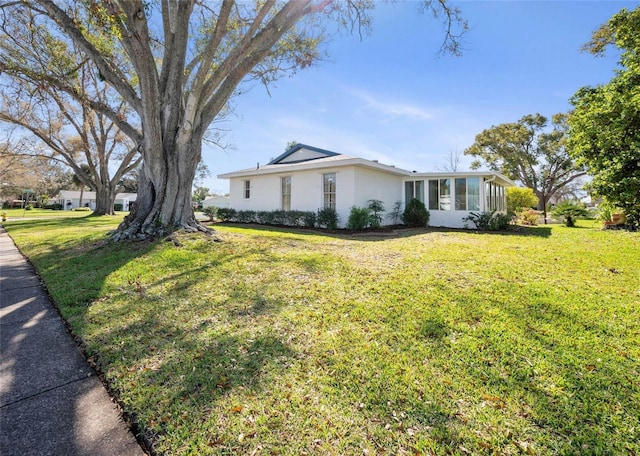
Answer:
[57,190,137,211]
[217,144,514,229]
[202,195,231,209]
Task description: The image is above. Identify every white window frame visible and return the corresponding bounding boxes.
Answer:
[243,180,251,199]
[323,173,336,210]
[281,176,291,211]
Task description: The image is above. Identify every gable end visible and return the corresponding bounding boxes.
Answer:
[268,143,341,165]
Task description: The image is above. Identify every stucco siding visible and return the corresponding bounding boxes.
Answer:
[353,167,403,220]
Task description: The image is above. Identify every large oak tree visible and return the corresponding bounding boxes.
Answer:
[464,113,586,223]
[1,0,465,239]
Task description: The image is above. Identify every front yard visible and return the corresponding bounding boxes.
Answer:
[4,216,639,455]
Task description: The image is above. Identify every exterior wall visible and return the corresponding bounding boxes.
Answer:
[229,166,358,226]
[57,191,136,211]
[353,167,403,223]
[227,170,508,229]
[60,196,96,210]
[229,174,282,211]
[420,176,507,228]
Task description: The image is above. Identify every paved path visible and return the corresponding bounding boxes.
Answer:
[0,226,145,456]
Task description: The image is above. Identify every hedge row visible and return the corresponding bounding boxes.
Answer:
[216,207,340,229]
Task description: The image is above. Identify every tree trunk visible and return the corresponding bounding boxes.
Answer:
[112,133,216,241]
[93,185,116,216]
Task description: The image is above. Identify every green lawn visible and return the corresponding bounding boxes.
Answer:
[4,216,639,455]
[0,207,127,219]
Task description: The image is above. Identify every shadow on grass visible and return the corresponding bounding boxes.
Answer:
[212,222,554,240]
[6,217,301,450]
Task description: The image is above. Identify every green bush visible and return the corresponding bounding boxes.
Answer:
[489,212,513,231]
[507,187,539,214]
[114,203,123,211]
[463,210,512,231]
[402,198,429,228]
[44,203,63,210]
[73,206,91,212]
[217,207,237,222]
[516,209,539,226]
[215,208,317,227]
[270,210,286,225]
[367,199,385,228]
[236,210,257,223]
[551,201,589,227]
[202,206,218,221]
[463,211,493,230]
[24,204,33,210]
[302,211,317,228]
[387,201,403,225]
[347,206,372,230]
[317,207,339,230]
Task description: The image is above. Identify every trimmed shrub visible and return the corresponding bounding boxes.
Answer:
[302,211,317,228]
[347,206,372,230]
[236,210,257,223]
[114,203,123,211]
[215,208,317,227]
[44,203,63,210]
[317,207,339,230]
[402,198,430,228]
[217,207,237,222]
[73,206,91,211]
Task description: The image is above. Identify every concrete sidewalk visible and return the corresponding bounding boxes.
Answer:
[0,226,145,456]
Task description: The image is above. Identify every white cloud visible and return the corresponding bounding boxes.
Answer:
[346,88,437,122]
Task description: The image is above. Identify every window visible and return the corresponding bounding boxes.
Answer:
[243,180,251,199]
[453,177,480,211]
[281,176,291,211]
[405,180,424,204]
[468,178,480,211]
[485,180,505,212]
[427,179,451,210]
[323,173,336,209]
[455,178,467,210]
[428,180,439,210]
[439,179,451,210]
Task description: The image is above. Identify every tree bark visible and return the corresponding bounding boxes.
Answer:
[94,185,116,216]
[113,133,216,240]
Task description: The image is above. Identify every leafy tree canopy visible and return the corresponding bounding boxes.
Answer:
[568,7,640,230]
[0,0,467,240]
[464,113,586,223]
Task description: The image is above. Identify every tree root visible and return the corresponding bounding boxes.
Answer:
[109,218,223,243]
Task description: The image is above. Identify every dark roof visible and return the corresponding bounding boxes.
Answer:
[268,143,341,165]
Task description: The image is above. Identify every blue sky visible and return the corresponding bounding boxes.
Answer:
[202,1,637,193]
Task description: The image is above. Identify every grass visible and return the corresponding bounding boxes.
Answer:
[0,207,122,219]
[4,215,639,455]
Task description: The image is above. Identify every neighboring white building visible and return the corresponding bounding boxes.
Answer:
[202,195,231,209]
[217,144,514,229]
[57,190,137,211]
